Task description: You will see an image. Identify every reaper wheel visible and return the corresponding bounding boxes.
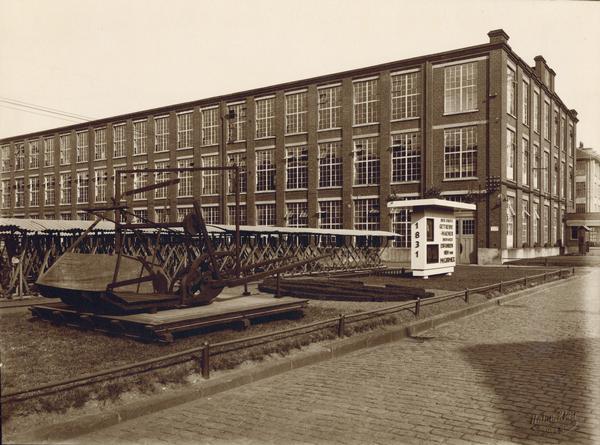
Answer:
[180,254,225,305]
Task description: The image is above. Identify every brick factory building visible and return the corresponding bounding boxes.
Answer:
[0,29,578,264]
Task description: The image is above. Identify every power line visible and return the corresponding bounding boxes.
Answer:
[0,98,93,122]
[0,104,83,124]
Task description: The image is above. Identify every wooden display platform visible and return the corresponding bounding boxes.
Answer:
[29,292,308,343]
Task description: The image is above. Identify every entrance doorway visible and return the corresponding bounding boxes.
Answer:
[456,218,476,264]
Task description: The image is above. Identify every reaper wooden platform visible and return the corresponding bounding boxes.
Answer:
[30,291,308,343]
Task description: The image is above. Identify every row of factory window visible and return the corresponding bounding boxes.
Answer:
[505,128,574,199]
[506,64,575,153]
[2,61,573,175]
[3,124,573,213]
[505,196,566,248]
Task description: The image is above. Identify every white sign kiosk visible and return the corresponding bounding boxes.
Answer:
[388,198,476,278]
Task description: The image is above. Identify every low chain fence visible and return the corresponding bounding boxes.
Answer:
[1,267,574,405]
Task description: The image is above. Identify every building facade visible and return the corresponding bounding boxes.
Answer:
[565,145,600,250]
[0,29,578,263]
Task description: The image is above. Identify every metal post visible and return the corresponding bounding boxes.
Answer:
[234,166,241,279]
[201,342,210,379]
[524,275,528,286]
[572,267,575,275]
[499,281,503,293]
[464,288,469,303]
[415,298,421,317]
[276,272,281,298]
[337,314,345,337]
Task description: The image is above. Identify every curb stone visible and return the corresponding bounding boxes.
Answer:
[8,275,576,444]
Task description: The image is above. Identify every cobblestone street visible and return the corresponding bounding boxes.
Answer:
[76,269,600,445]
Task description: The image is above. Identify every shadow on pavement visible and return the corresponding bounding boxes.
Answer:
[461,337,599,443]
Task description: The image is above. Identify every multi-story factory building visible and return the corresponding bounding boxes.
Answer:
[0,29,578,264]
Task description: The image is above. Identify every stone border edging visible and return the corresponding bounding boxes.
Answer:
[9,275,575,444]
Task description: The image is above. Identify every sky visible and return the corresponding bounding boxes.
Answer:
[1,0,599,152]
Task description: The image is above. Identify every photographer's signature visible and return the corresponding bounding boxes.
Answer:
[531,410,578,433]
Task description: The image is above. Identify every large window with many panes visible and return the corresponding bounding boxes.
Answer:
[522,80,529,125]
[133,164,148,200]
[59,135,70,165]
[256,203,276,226]
[76,131,88,163]
[94,129,106,160]
[444,62,477,114]
[154,117,169,152]
[318,200,342,229]
[285,91,307,134]
[522,199,530,245]
[1,180,9,208]
[543,100,550,140]
[353,137,379,186]
[391,208,411,248]
[533,143,540,189]
[533,90,540,133]
[29,140,39,168]
[286,202,308,227]
[354,198,379,231]
[177,112,193,149]
[15,143,25,170]
[155,208,169,223]
[202,155,219,195]
[60,173,71,205]
[95,168,107,203]
[133,120,147,155]
[227,204,247,225]
[177,159,193,197]
[44,175,55,205]
[256,149,275,192]
[318,141,342,188]
[522,138,529,186]
[317,85,341,130]
[44,138,54,166]
[506,129,516,181]
[227,103,246,142]
[391,71,420,120]
[1,180,10,208]
[286,146,308,190]
[1,145,10,172]
[14,178,24,207]
[201,108,218,146]
[202,206,220,225]
[113,124,126,158]
[29,176,39,207]
[444,126,477,179]
[507,66,516,116]
[77,171,89,204]
[391,132,420,183]
[255,97,274,139]
[154,161,169,199]
[227,152,247,194]
[353,78,378,125]
[542,152,550,192]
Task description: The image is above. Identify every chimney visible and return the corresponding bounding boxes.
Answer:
[534,55,555,91]
[488,29,509,45]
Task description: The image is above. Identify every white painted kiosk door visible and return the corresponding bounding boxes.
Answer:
[456,218,476,264]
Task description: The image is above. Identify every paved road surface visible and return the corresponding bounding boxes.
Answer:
[76,269,600,445]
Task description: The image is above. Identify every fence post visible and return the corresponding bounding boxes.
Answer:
[464,288,469,303]
[499,281,503,293]
[572,267,575,275]
[415,298,421,317]
[524,275,528,286]
[544,272,547,282]
[337,314,345,337]
[201,342,210,379]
